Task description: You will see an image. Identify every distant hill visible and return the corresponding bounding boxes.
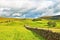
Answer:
[32,15,60,21]
[0,17,21,21]
[40,15,60,20]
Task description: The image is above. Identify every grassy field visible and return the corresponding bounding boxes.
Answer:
[23,19,60,28]
[0,18,46,40]
[0,26,46,40]
[0,18,60,40]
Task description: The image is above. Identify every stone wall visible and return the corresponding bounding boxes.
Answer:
[25,27,60,40]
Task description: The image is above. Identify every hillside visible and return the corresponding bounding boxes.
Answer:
[0,17,60,40]
[0,17,46,40]
[40,15,60,20]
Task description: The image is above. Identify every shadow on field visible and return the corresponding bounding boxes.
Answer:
[25,26,60,40]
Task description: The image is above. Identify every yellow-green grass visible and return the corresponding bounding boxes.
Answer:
[0,20,45,40]
[23,19,60,28]
[22,19,60,33]
[0,18,60,40]
[0,26,46,40]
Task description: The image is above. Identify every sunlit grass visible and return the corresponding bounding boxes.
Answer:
[0,26,46,40]
[0,19,46,40]
[0,18,60,40]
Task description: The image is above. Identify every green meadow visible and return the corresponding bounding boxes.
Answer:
[0,18,60,40]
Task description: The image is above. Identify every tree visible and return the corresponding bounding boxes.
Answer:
[47,21,52,27]
[52,21,56,27]
[47,21,56,27]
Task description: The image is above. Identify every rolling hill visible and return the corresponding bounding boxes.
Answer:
[40,15,60,20]
[0,17,46,40]
[0,16,60,40]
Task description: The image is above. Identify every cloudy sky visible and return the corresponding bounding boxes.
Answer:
[0,0,60,18]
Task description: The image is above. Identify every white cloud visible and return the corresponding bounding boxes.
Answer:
[0,0,60,18]
[0,0,37,8]
[36,1,54,10]
[12,13,22,16]
[55,12,60,15]
[0,0,54,9]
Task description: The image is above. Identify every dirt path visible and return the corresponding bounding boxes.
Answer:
[25,25,60,33]
[37,28,60,33]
